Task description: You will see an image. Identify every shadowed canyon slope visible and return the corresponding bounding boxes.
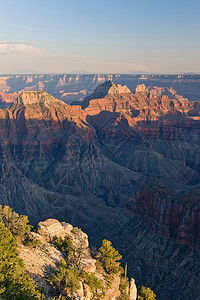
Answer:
[0,82,200,299]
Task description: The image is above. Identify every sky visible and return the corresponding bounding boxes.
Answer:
[0,0,199,74]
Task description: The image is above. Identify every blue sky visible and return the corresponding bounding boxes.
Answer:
[0,0,199,73]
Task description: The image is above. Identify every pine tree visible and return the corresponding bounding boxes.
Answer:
[0,222,40,299]
[0,205,30,239]
[99,239,122,274]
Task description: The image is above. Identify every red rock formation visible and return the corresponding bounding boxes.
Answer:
[126,179,200,248]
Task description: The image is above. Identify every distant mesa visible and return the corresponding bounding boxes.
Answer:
[16,90,57,105]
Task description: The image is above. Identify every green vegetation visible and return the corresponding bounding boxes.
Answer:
[124,262,127,279]
[24,235,41,249]
[137,285,156,300]
[0,205,156,300]
[49,259,80,294]
[53,236,75,256]
[49,259,102,298]
[81,271,101,294]
[98,239,123,275]
[119,276,129,300]
[0,222,40,299]
[0,205,41,249]
[0,205,30,240]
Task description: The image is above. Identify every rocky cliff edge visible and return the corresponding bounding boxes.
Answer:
[19,218,137,300]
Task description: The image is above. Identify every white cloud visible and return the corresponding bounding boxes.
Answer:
[0,40,42,55]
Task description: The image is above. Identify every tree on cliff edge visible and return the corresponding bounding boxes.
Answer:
[0,222,40,299]
[99,239,122,274]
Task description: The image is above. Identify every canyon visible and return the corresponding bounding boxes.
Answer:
[0,79,200,299]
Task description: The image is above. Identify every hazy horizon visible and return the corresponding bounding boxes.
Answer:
[1,71,200,76]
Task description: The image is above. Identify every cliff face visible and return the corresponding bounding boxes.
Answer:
[125,179,200,248]
[0,84,200,222]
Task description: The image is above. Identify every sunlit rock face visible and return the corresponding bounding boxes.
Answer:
[16,90,56,104]
[86,80,131,98]
[0,80,200,299]
[0,73,200,107]
[135,83,149,94]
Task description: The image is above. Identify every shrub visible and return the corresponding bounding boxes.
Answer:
[81,271,100,294]
[53,236,75,256]
[49,259,67,292]
[24,234,41,249]
[49,260,80,294]
[137,285,156,300]
[65,266,80,292]
[119,276,129,300]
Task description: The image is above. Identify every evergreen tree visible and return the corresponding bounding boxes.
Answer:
[0,205,30,239]
[99,239,122,274]
[0,222,40,299]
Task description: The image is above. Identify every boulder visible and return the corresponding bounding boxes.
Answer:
[37,218,66,241]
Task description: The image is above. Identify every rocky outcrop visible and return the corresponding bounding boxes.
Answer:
[38,219,90,261]
[80,80,131,109]
[38,219,66,240]
[103,275,121,300]
[91,80,131,96]
[129,278,137,300]
[19,218,137,299]
[18,232,64,295]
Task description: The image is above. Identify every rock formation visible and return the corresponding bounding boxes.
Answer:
[92,80,131,95]
[135,83,148,94]
[0,73,199,106]
[126,178,200,248]
[80,80,131,109]
[17,90,57,105]
[129,279,137,300]
[20,218,137,299]
[0,81,200,299]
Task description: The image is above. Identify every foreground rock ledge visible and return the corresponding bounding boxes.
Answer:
[19,218,137,300]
